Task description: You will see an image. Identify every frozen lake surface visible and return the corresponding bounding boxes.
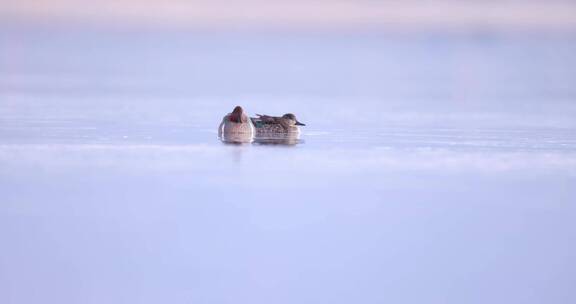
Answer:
[1,27,576,303]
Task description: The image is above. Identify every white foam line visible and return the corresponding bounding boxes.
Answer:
[1,143,575,173]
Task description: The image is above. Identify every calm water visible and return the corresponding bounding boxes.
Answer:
[1,27,576,303]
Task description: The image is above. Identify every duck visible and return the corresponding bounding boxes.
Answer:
[218,106,254,143]
[251,113,306,134]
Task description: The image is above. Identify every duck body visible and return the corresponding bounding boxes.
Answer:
[218,106,254,143]
[219,117,254,134]
[251,113,305,135]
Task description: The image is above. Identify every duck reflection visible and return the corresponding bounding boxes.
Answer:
[253,132,303,146]
[219,132,253,144]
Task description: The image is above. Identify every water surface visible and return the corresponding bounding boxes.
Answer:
[1,28,575,304]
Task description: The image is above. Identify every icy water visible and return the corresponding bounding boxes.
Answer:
[1,28,576,303]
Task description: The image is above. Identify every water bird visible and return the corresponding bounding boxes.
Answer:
[218,106,254,143]
[251,113,306,134]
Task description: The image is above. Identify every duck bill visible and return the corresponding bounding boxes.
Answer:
[295,121,306,126]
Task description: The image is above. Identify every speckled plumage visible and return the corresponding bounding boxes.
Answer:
[251,113,305,135]
[218,106,254,139]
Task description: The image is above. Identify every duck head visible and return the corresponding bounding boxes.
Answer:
[229,106,248,123]
[282,113,306,126]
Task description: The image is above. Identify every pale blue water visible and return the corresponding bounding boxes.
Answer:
[1,27,576,303]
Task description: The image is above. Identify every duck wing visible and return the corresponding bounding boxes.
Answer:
[255,114,280,124]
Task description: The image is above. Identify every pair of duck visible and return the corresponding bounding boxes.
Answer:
[218,106,306,143]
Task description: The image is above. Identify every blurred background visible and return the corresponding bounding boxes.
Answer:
[3,0,576,30]
[1,1,576,304]
[1,0,576,130]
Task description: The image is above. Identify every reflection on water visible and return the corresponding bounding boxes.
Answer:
[220,129,303,146]
[219,132,254,144]
[253,132,303,146]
